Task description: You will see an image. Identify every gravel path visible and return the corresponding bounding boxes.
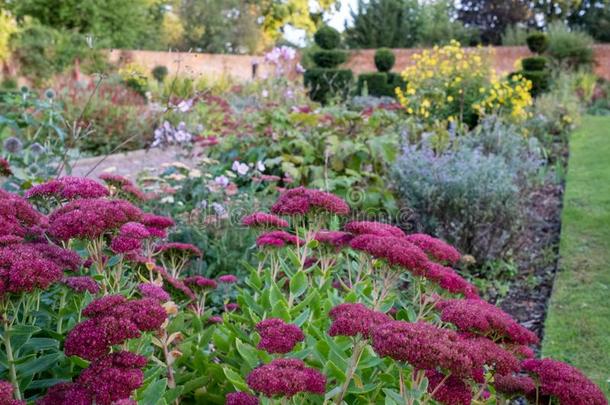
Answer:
[67,147,201,179]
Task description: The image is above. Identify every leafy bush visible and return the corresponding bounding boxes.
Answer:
[374,47,395,72]
[501,24,529,46]
[521,56,548,71]
[393,116,542,260]
[304,68,353,103]
[520,70,550,97]
[0,9,18,63]
[546,22,594,70]
[396,41,533,133]
[118,62,149,98]
[313,25,341,50]
[60,79,158,155]
[311,49,347,68]
[526,32,549,54]
[152,65,169,83]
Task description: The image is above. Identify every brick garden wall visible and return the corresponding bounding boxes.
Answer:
[106,45,610,82]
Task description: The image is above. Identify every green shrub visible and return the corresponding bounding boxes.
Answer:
[303,68,353,103]
[374,48,395,72]
[393,116,541,260]
[526,32,549,54]
[521,70,551,97]
[547,22,594,70]
[521,56,548,71]
[313,25,341,50]
[386,72,406,92]
[152,65,169,82]
[357,72,405,97]
[311,50,347,68]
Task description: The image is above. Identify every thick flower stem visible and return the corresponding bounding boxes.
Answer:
[3,323,22,400]
[334,339,366,404]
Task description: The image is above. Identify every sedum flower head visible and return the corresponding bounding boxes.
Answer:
[25,177,109,201]
[344,221,405,238]
[225,392,259,405]
[242,212,289,228]
[138,283,170,302]
[404,233,461,264]
[328,303,391,339]
[425,370,472,405]
[63,276,99,294]
[256,231,304,248]
[349,234,429,273]
[37,382,92,405]
[246,358,326,398]
[271,187,349,216]
[256,318,304,354]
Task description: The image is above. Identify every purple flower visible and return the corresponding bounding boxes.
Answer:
[218,274,238,284]
[184,275,217,290]
[271,187,349,216]
[25,177,109,201]
[246,358,326,398]
[37,382,92,405]
[425,370,472,405]
[256,231,304,248]
[423,263,479,298]
[77,351,147,405]
[64,276,100,294]
[328,303,391,339]
[242,212,289,229]
[256,318,304,354]
[110,235,142,254]
[226,392,259,405]
[155,242,203,258]
[404,233,461,264]
[349,234,429,274]
[314,230,353,249]
[138,283,170,302]
[0,380,23,404]
[344,221,405,238]
[207,316,223,324]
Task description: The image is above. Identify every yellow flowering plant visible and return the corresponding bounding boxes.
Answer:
[396,41,533,134]
[118,62,149,97]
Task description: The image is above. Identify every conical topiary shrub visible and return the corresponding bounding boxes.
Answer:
[304,26,353,103]
[520,32,550,97]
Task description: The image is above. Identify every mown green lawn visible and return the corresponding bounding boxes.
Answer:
[542,115,610,397]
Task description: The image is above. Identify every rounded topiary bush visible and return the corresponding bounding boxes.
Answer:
[314,26,341,50]
[521,56,548,71]
[312,50,347,68]
[374,48,395,73]
[304,68,353,103]
[152,65,169,83]
[521,70,550,97]
[526,32,549,55]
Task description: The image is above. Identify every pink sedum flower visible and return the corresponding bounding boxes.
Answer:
[77,351,147,405]
[184,275,217,290]
[138,283,170,302]
[0,380,24,405]
[207,316,223,324]
[271,187,349,216]
[246,358,326,398]
[522,358,607,405]
[423,263,479,298]
[256,231,304,248]
[425,370,472,405]
[37,382,92,405]
[328,303,391,339]
[25,177,109,201]
[344,221,405,238]
[349,234,429,273]
[371,321,482,379]
[63,276,99,294]
[404,233,461,264]
[242,212,289,228]
[226,392,259,405]
[256,318,304,354]
[493,374,536,398]
[155,242,202,258]
[313,230,353,249]
[218,274,238,284]
[436,299,539,345]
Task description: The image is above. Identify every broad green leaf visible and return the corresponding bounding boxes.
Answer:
[289,271,308,299]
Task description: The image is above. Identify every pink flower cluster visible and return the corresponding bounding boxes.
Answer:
[25,177,109,201]
[344,221,405,238]
[328,303,391,338]
[0,190,47,240]
[425,370,472,405]
[140,213,174,238]
[184,275,217,290]
[246,358,326,398]
[256,318,304,354]
[155,242,203,258]
[218,274,238,284]
[77,351,147,405]
[111,222,152,254]
[225,392,259,405]
[522,358,607,405]
[99,173,147,201]
[371,321,481,379]
[313,230,353,249]
[63,276,100,294]
[49,198,142,241]
[0,380,24,405]
[436,299,539,345]
[138,283,170,302]
[0,243,81,294]
[256,230,304,248]
[242,212,289,228]
[271,187,349,216]
[37,382,92,405]
[493,374,536,398]
[404,233,461,264]
[350,234,429,273]
[64,295,167,360]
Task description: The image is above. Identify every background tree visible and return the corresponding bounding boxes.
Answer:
[568,0,610,42]
[418,0,479,46]
[345,0,421,48]
[457,0,533,44]
[534,0,583,22]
